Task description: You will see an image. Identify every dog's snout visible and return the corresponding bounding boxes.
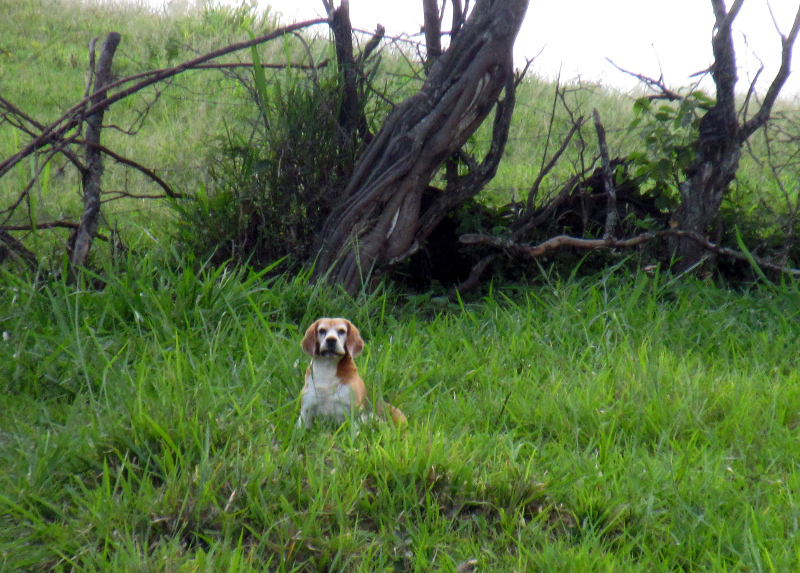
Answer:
[323,336,338,349]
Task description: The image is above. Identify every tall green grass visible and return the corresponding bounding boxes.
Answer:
[2,253,799,571]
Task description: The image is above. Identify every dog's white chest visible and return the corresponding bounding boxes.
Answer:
[298,360,354,425]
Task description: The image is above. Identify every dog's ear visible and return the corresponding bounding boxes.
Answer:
[301,320,320,356]
[344,320,364,358]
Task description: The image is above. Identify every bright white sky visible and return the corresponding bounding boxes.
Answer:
[256,0,800,96]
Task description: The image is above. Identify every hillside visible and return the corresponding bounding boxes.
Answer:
[3,2,800,571]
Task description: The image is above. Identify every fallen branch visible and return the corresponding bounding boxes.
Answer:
[2,221,109,241]
[459,229,800,276]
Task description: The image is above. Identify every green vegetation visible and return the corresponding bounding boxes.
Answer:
[2,2,800,569]
[3,0,797,271]
[2,253,799,571]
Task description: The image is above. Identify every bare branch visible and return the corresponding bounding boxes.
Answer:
[460,229,800,276]
[0,97,87,173]
[80,142,181,198]
[741,4,800,139]
[422,0,442,64]
[3,220,109,242]
[71,32,120,275]
[592,108,617,239]
[448,252,496,297]
[358,25,385,65]
[519,121,582,225]
[606,58,683,101]
[0,230,38,270]
[0,18,328,180]
[1,145,64,224]
[451,0,465,39]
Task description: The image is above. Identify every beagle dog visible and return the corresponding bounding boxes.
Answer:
[298,318,406,427]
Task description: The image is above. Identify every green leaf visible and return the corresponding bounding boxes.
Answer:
[633,96,651,113]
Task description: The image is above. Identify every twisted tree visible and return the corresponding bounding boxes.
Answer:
[310,0,529,294]
[670,0,800,272]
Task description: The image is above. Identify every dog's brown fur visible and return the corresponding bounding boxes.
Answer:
[298,318,406,427]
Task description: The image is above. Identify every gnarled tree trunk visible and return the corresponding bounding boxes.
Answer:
[70,32,120,279]
[671,0,800,272]
[311,0,528,294]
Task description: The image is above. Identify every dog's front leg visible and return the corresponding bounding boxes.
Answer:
[297,388,316,428]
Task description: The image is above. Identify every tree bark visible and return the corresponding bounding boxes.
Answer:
[311,0,528,294]
[70,32,120,278]
[671,0,800,272]
[330,2,359,148]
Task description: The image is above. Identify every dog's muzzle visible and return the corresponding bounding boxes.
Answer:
[321,337,342,355]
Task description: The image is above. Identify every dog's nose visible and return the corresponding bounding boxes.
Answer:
[324,337,338,350]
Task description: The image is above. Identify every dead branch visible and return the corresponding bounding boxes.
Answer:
[0,230,38,270]
[740,4,800,139]
[447,252,497,297]
[1,144,66,225]
[451,0,466,39]
[517,122,582,229]
[593,108,617,238]
[460,229,800,277]
[82,142,180,199]
[605,59,684,102]
[191,60,330,71]
[71,32,119,275]
[0,97,87,174]
[0,18,327,181]
[422,0,442,64]
[357,26,385,66]
[3,221,109,241]
[99,191,173,202]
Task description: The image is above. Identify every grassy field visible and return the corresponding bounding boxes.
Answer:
[3,3,800,569]
[1,251,799,571]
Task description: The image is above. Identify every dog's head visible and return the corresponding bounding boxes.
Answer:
[301,318,364,359]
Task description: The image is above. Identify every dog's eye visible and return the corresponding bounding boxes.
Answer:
[337,328,346,335]
[318,328,327,336]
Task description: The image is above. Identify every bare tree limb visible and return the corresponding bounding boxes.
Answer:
[3,220,109,241]
[0,18,327,180]
[593,108,617,238]
[517,121,582,229]
[740,4,800,139]
[80,142,181,198]
[460,229,800,277]
[1,145,66,225]
[0,230,38,270]
[448,252,497,297]
[451,0,465,39]
[0,97,87,174]
[422,0,442,65]
[606,58,684,102]
[70,32,119,276]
